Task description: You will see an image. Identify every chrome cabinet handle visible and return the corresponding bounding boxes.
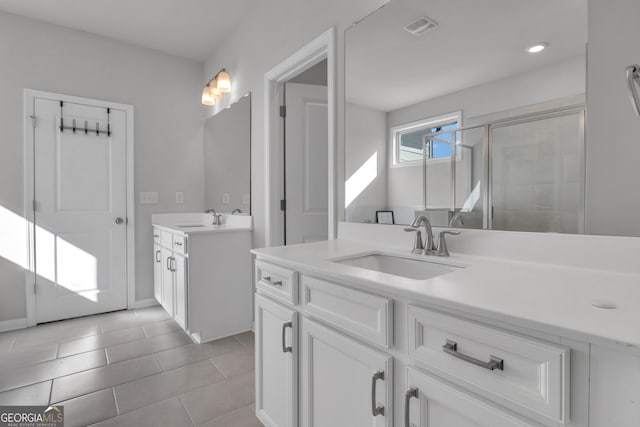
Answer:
[626,64,640,117]
[281,321,293,353]
[166,257,171,271]
[155,250,161,263]
[171,257,177,272]
[371,370,385,416]
[404,387,418,427]
[263,276,283,286]
[442,340,504,371]
[115,217,124,225]
[174,241,183,246]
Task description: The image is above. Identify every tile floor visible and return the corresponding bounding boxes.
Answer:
[0,306,262,427]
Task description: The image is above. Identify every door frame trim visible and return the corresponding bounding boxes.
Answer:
[264,27,336,247]
[23,89,135,326]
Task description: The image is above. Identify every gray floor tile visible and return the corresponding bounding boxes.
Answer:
[155,337,243,371]
[198,405,262,427]
[51,354,162,403]
[58,327,146,358]
[89,397,193,427]
[0,333,15,352]
[59,388,118,427]
[180,371,255,425]
[0,381,51,405]
[0,343,58,368]
[233,331,254,348]
[142,319,181,338]
[106,331,191,364]
[0,349,107,393]
[12,323,102,350]
[114,360,225,414]
[101,306,169,333]
[211,347,254,378]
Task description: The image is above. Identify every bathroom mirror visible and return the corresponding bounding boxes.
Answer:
[204,93,251,214]
[345,0,587,233]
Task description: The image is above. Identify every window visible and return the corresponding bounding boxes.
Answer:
[391,112,461,167]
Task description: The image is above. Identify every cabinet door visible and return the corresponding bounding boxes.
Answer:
[255,294,297,427]
[404,367,535,427]
[160,247,174,317]
[153,243,163,304]
[301,318,392,427]
[173,254,188,330]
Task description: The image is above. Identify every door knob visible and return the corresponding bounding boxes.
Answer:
[115,217,125,225]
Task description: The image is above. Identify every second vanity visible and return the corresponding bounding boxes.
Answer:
[252,223,640,427]
[153,213,253,343]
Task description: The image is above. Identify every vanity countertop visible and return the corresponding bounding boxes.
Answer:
[252,239,640,350]
[154,223,252,235]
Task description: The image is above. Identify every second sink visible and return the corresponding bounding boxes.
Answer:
[333,253,463,280]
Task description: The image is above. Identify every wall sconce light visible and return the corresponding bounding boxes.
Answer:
[201,68,232,105]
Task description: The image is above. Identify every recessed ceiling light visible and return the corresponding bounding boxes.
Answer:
[526,43,549,54]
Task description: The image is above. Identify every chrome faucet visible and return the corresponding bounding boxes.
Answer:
[205,209,222,225]
[448,211,464,227]
[404,215,436,254]
[232,208,242,215]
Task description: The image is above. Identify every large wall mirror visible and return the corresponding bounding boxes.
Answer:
[204,93,251,214]
[345,0,588,233]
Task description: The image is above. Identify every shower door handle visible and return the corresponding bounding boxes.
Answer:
[626,65,640,117]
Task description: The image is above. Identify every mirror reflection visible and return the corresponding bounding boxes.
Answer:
[204,93,251,214]
[345,0,587,233]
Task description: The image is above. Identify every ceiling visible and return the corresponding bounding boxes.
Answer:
[0,0,260,61]
[346,0,588,112]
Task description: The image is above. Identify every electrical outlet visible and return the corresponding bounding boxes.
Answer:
[140,192,158,204]
[175,192,184,204]
[222,193,230,204]
[243,193,250,205]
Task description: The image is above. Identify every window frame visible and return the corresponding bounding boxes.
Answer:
[389,111,462,168]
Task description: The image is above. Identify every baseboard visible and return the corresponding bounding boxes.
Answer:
[133,298,159,309]
[0,317,28,332]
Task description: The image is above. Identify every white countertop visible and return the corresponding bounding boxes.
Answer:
[152,212,252,235]
[252,239,640,351]
[154,223,252,235]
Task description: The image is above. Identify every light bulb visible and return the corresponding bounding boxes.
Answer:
[526,43,549,54]
[216,69,232,93]
[201,87,215,105]
[209,85,222,99]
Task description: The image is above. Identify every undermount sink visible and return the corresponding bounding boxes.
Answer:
[332,253,463,280]
[177,224,209,228]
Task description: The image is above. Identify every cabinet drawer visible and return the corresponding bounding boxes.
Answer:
[255,260,298,305]
[160,230,172,249]
[172,234,187,254]
[408,305,569,424]
[301,276,392,348]
[153,228,161,244]
[405,366,536,427]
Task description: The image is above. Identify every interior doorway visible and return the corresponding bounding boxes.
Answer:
[264,28,336,247]
[282,61,329,245]
[24,90,135,325]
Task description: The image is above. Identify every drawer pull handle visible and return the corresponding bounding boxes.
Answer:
[404,387,418,427]
[371,370,385,417]
[155,250,161,263]
[175,242,183,246]
[166,256,172,271]
[282,321,293,353]
[442,340,504,371]
[263,276,283,286]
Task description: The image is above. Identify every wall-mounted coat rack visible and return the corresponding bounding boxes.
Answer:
[626,64,640,118]
[58,101,112,136]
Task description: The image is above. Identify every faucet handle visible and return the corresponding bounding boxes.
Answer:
[404,228,425,254]
[436,230,460,257]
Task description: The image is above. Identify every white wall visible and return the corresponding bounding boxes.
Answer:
[202,0,388,249]
[345,102,387,223]
[586,0,640,237]
[0,12,205,322]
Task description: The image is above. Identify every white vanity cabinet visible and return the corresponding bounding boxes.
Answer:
[253,255,585,427]
[255,293,298,427]
[152,223,252,343]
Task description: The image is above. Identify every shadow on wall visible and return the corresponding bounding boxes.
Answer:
[0,205,99,303]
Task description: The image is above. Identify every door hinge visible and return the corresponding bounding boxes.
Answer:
[30,115,36,129]
[280,199,287,211]
[280,106,286,118]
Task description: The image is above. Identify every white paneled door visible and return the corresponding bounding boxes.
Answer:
[33,97,128,323]
[284,82,328,245]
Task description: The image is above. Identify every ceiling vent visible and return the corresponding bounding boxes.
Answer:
[404,16,438,36]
